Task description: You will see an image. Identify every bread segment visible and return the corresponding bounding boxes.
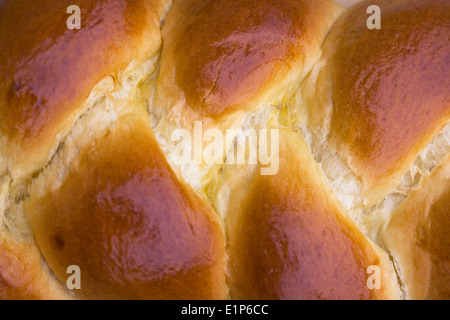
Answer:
[214,130,399,299]
[301,0,450,207]
[156,0,342,120]
[383,155,450,300]
[152,0,343,190]
[0,0,169,183]
[0,233,72,300]
[25,104,228,299]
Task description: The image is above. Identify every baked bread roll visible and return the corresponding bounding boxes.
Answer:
[0,0,448,300]
[382,155,450,300]
[153,0,343,189]
[298,0,449,299]
[301,0,449,208]
[209,129,399,299]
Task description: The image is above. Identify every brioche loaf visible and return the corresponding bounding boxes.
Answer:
[0,0,448,300]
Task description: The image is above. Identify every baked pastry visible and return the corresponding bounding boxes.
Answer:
[383,155,450,300]
[0,0,448,300]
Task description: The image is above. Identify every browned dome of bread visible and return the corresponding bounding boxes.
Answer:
[155,0,343,127]
[303,0,450,207]
[151,0,343,191]
[25,107,228,300]
[221,130,399,299]
[0,0,168,182]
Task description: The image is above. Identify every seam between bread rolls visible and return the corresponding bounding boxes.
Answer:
[2,86,114,238]
[293,86,450,247]
[388,253,408,299]
[1,57,160,298]
[0,171,75,299]
[0,175,11,235]
[23,55,159,205]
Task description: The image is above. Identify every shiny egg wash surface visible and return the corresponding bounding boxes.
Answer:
[0,0,161,142]
[159,0,340,118]
[329,0,450,191]
[226,131,389,299]
[25,114,228,299]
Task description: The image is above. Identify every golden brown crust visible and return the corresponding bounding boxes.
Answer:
[1,0,447,301]
[383,155,450,300]
[25,110,228,300]
[0,234,70,300]
[226,130,398,300]
[155,0,342,120]
[305,0,450,206]
[0,0,167,181]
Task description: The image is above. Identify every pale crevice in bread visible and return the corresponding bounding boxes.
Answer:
[388,252,408,300]
[205,101,279,276]
[206,102,282,220]
[152,110,248,192]
[149,89,289,194]
[36,252,77,300]
[0,57,158,299]
[149,0,342,194]
[141,57,162,130]
[29,58,158,199]
[0,175,11,234]
[366,124,450,246]
[5,75,115,187]
[3,57,157,232]
[148,58,305,194]
[158,0,175,30]
[0,75,116,223]
[0,150,6,184]
[292,86,450,247]
[2,197,34,242]
[149,69,263,191]
[0,175,74,299]
[46,76,115,167]
[142,56,219,191]
[1,171,35,242]
[290,81,367,225]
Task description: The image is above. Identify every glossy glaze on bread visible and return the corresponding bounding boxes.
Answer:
[0,0,448,300]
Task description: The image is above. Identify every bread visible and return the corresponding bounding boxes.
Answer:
[213,129,399,299]
[382,155,450,300]
[0,0,448,300]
